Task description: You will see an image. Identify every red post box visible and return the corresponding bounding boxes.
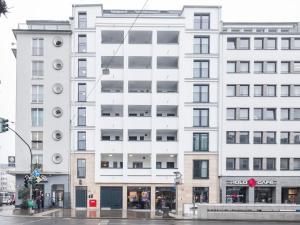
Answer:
[89,199,97,207]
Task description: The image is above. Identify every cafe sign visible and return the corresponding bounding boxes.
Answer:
[226,178,277,187]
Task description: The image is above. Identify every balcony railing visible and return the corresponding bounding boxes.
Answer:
[18,23,70,30]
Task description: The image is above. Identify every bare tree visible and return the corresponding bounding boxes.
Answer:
[0,0,8,17]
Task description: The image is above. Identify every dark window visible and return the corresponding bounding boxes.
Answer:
[193,133,209,151]
[194,36,209,54]
[78,35,87,52]
[78,131,86,150]
[78,107,86,126]
[226,158,236,170]
[78,59,87,77]
[193,85,209,103]
[266,158,276,170]
[193,109,209,127]
[78,83,86,102]
[280,158,290,170]
[193,160,209,179]
[226,131,236,144]
[77,159,86,178]
[253,158,263,170]
[193,60,209,78]
[194,14,210,30]
[166,162,175,169]
[193,187,209,203]
[78,12,87,28]
[239,158,249,170]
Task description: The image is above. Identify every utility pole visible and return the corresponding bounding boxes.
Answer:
[0,118,34,214]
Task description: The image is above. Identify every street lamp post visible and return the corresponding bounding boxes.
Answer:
[7,126,34,214]
[173,171,182,216]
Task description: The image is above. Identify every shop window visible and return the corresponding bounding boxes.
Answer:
[127,187,151,209]
[254,187,276,203]
[226,186,248,203]
[282,188,300,204]
[193,187,209,203]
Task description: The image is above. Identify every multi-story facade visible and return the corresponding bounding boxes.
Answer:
[219,23,300,204]
[12,3,300,210]
[13,21,71,208]
[0,164,15,193]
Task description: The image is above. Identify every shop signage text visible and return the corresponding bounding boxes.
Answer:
[226,178,277,187]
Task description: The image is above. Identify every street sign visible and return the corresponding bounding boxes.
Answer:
[8,156,15,167]
[32,169,41,177]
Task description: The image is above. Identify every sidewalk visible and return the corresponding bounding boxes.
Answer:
[0,205,58,217]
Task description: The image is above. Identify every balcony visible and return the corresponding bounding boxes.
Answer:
[101,129,123,141]
[128,129,151,141]
[101,81,123,93]
[101,105,123,117]
[128,105,151,117]
[157,81,178,93]
[156,129,177,142]
[156,105,178,117]
[100,153,123,176]
[128,81,151,93]
[156,154,178,176]
[127,154,151,176]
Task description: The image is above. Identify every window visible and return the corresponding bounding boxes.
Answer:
[32,61,44,78]
[78,83,86,102]
[32,155,43,170]
[254,85,276,97]
[266,85,276,96]
[77,159,86,178]
[266,132,276,144]
[226,158,236,170]
[294,85,300,96]
[239,38,250,50]
[156,162,162,169]
[193,187,209,203]
[280,132,290,144]
[254,108,276,120]
[281,38,290,50]
[253,132,263,144]
[239,61,250,73]
[253,158,263,170]
[227,85,236,97]
[226,108,236,120]
[193,160,209,179]
[226,131,249,144]
[226,131,236,144]
[294,132,300,144]
[227,37,249,50]
[194,36,209,54]
[266,61,277,73]
[194,14,210,30]
[78,131,86,150]
[78,34,87,52]
[294,38,300,49]
[193,85,209,103]
[239,132,249,144]
[227,38,236,50]
[227,61,236,73]
[254,38,264,50]
[266,38,277,50]
[254,85,263,97]
[101,56,124,69]
[193,133,209,151]
[157,31,179,44]
[32,85,43,103]
[281,62,290,73]
[78,107,86,126]
[133,162,143,169]
[266,158,276,170]
[294,61,300,73]
[128,31,152,44]
[31,131,43,150]
[239,85,249,96]
[78,12,87,28]
[101,30,124,44]
[281,108,300,121]
[193,109,209,127]
[32,38,43,56]
[166,162,175,169]
[239,108,249,120]
[31,108,43,127]
[193,60,209,78]
[78,59,87,77]
[294,158,300,170]
[280,158,290,170]
[239,158,249,170]
[254,61,263,73]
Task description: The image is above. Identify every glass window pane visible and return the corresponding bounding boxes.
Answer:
[254,62,263,73]
[266,85,276,96]
[239,108,249,120]
[254,132,262,144]
[254,38,263,50]
[226,158,235,170]
[227,38,236,49]
[281,38,290,49]
[254,108,263,120]
[227,132,236,144]
[226,108,236,120]
[239,38,250,49]
[253,158,263,170]
[266,38,276,50]
[281,85,290,97]
[294,86,300,96]
[239,62,249,73]
[227,85,236,96]
[281,62,290,73]
[281,132,289,144]
[266,62,276,73]
[239,85,249,96]
[239,132,249,144]
[254,85,263,97]
[227,62,236,73]
[266,132,276,144]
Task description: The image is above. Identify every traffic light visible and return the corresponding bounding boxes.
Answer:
[31,176,37,189]
[0,118,9,133]
[24,175,29,188]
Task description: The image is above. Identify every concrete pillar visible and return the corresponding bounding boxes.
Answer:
[177,184,184,215]
[276,186,282,204]
[150,185,156,213]
[249,187,255,203]
[122,185,127,218]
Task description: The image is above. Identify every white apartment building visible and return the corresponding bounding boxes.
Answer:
[219,23,300,204]
[13,21,71,208]
[12,3,300,211]
[70,4,220,211]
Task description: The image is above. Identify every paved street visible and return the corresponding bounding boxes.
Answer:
[0,216,300,225]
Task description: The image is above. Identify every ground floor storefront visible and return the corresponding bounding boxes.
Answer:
[73,184,177,211]
[220,176,300,204]
[15,174,70,208]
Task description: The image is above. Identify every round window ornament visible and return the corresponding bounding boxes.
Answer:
[52,83,63,94]
[53,37,63,47]
[52,153,63,164]
[52,130,63,141]
[52,107,63,118]
[53,59,63,70]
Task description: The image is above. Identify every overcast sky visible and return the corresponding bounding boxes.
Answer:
[1,0,300,164]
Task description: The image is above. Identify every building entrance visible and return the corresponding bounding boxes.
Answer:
[127,186,151,209]
[155,187,176,210]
